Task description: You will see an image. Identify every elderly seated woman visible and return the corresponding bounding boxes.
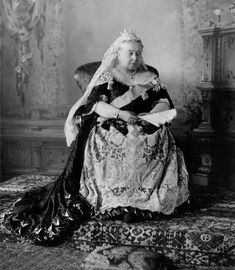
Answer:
[4,30,190,243]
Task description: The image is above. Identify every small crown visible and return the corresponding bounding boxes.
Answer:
[120,29,141,42]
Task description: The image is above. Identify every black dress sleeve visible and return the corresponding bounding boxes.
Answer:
[155,87,174,109]
[73,83,110,117]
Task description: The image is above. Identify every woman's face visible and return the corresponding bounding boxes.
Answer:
[118,41,143,72]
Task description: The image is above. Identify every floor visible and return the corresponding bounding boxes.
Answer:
[1,241,234,270]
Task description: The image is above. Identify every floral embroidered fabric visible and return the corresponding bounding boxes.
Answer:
[80,124,189,215]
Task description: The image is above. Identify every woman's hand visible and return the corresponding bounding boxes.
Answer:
[118,110,138,124]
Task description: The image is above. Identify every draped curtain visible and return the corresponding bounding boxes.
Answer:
[2,0,42,97]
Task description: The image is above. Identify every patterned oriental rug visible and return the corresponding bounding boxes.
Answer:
[0,241,85,270]
[0,174,235,269]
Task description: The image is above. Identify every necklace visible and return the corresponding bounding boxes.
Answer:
[117,65,137,84]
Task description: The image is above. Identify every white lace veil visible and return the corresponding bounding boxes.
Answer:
[64,30,148,147]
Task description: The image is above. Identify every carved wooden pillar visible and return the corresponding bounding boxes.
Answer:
[193,26,235,190]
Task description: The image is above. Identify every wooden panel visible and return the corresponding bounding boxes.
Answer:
[32,141,41,169]
[42,143,69,174]
[3,141,31,167]
[221,32,235,84]
[1,119,69,178]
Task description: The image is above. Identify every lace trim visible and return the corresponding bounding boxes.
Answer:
[96,72,113,86]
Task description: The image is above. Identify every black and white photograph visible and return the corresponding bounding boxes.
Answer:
[0,0,235,269]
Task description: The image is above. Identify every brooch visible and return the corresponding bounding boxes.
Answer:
[99,94,109,102]
[141,92,149,100]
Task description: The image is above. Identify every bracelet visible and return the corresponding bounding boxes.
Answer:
[114,108,120,119]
